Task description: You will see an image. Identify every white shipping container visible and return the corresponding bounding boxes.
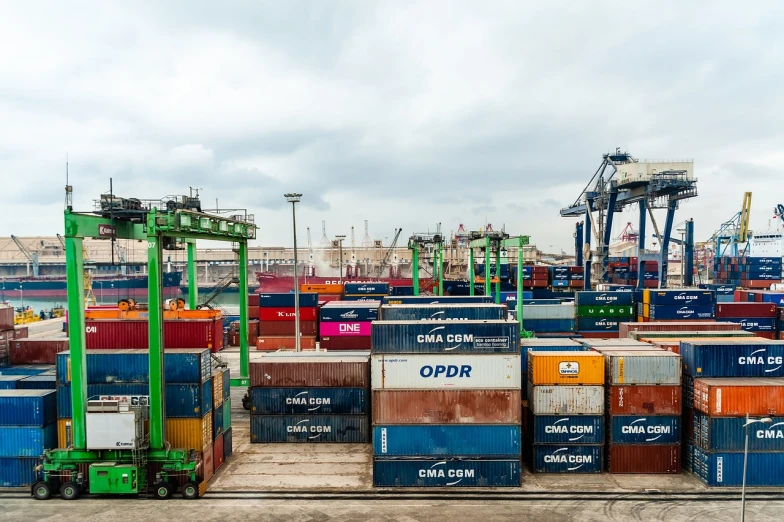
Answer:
[523,304,575,320]
[86,411,143,450]
[371,354,521,390]
[527,384,604,415]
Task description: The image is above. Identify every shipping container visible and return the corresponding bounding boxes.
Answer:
[682,341,784,378]
[619,321,740,338]
[576,306,634,318]
[371,354,520,390]
[606,385,681,415]
[57,383,150,419]
[257,293,319,308]
[9,339,68,364]
[0,305,14,331]
[372,425,521,457]
[0,457,40,487]
[251,387,368,415]
[373,459,520,487]
[521,319,576,333]
[257,320,318,336]
[521,339,583,350]
[213,431,224,471]
[527,414,604,444]
[693,378,784,416]
[527,385,604,415]
[382,295,494,305]
[0,424,57,457]
[320,322,372,337]
[0,375,26,389]
[644,290,715,306]
[693,447,784,486]
[0,390,57,426]
[717,317,777,332]
[319,336,372,350]
[250,355,369,388]
[320,302,380,322]
[213,402,224,441]
[630,331,755,341]
[527,351,605,385]
[694,411,784,452]
[379,304,507,321]
[301,283,343,294]
[248,305,259,320]
[372,389,521,424]
[576,318,625,332]
[582,339,652,348]
[201,443,214,482]
[222,399,231,432]
[528,443,603,473]
[647,305,716,320]
[224,426,233,461]
[523,305,575,320]
[248,293,260,307]
[57,418,72,448]
[608,416,680,444]
[255,336,317,350]
[575,292,634,306]
[716,303,778,318]
[166,413,213,451]
[604,351,681,385]
[17,375,56,390]
[165,380,213,418]
[606,444,680,473]
[14,326,29,339]
[258,307,319,322]
[250,415,369,443]
[371,320,520,354]
[85,319,223,352]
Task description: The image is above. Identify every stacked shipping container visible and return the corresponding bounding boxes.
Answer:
[343,282,389,300]
[549,266,584,289]
[575,291,635,338]
[84,318,223,353]
[0,305,14,365]
[255,293,319,351]
[249,353,370,443]
[606,258,659,288]
[511,266,550,289]
[0,390,56,486]
[8,339,69,364]
[211,366,232,471]
[521,303,575,334]
[371,317,521,486]
[715,302,779,339]
[714,256,782,288]
[320,301,379,350]
[639,290,716,322]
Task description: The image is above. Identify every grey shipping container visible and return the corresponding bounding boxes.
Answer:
[527,384,604,415]
[604,351,682,385]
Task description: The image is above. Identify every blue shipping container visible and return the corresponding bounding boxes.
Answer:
[372,425,521,457]
[681,341,784,377]
[250,415,369,443]
[521,319,575,333]
[0,376,26,389]
[530,444,603,473]
[693,447,784,486]
[165,380,213,418]
[379,304,507,322]
[716,317,777,332]
[609,416,681,444]
[528,414,604,444]
[0,457,41,487]
[373,459,520,487]
[371,321,520,354]
[577,318,623,331]
[17,375,56,390]
[389,286,415,297]
[382,295,493,305]
[258,293,319,307]
[648,304,716,320]
[646,290,715,306]
[250,387,368,415]
[0,365,50,377]
[0,390,57,427]
[343,283,389,295]
[694,412,784,452]
[320,305,379,322]
[0,424,57,457]
[575,292,635,306]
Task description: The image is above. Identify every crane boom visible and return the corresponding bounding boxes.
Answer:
[377,228,402,277]
[11,235,39,277]
[739,192,752,242]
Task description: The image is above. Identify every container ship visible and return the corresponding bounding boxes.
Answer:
[0,272,182,298]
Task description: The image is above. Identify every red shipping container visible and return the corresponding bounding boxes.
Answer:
[213,433,224,471]
[754,332,776,340]
[248,320,260,337]
[13,326,29,339]
[318,295,342,304]
[716,303,777,318]
[694,378,784,416]
[248,294,260,307]
[319,336,372,350]
[259,307,318,321]
[606,385,681,415]
[85,319,223,352]
[373,390,522,424]
[619,321,741,339]
[0,330,12,358]
[201,444,214,482]
[0,305,13,331]
[228,333,240,347]
[250,355,370,387]
[10,338,68,364]
[607,444,680,474]
[255,336,317,351]
[744,279,781,288]
[248,305,260,320]
[258,320,317,336]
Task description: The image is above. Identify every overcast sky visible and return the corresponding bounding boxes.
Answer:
[1,1,783,252]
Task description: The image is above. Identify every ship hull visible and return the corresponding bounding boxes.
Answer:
[0,273,182,298]
[255,273,435,294]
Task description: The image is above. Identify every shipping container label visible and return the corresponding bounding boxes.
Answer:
[371,354,520,389]
[373,459,520,487]
[537,446,601,472]
[558,362,579,375]
[319,322,372,336]
[474,336,511,350]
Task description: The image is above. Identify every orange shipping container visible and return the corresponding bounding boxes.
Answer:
[212,371,224,408]
[166,412,213,451]
[693,378,784,416]
[527,351,605,385]
[58,418,73,448]
[255,336,317,351]
[301,283,343,294]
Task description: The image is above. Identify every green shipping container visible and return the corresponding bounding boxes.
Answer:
[577,305,635,318]
[222,398,231,431]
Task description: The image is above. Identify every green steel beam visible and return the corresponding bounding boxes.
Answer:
[238,242,250,383]
[484,237,491,297]
[469,249,475,296]
[147,209,166,450]
[494,244,501,304]
[64,235,87,450]
[436,243,444,296]
[64,210,146,240]
[499,236,530,248]
[187,241,198,310]
[411,244,420,296]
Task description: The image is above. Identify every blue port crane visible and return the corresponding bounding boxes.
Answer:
[709,192,753,258]
[560,149,698,289]
[775,203,784,224]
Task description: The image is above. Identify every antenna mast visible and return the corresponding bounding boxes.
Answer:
[361,220,372,247]
[64,154,73,210]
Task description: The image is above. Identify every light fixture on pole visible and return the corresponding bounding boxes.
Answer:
[741,414,772,522]
[335,235,346,286]
[284,193,302,352]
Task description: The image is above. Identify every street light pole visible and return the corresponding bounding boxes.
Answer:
[336,235,346,286]
[284,193,303,352]
[742,414,773,522]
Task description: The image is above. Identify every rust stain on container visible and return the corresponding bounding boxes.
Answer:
[372,389,522,424]
[693,378,784,416]
[250,355,370,388]
[606,385,682,415]
[607,444,680,474]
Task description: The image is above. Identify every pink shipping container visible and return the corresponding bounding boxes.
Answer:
[372,389,522,424]
[619,321,741,338]
[85,319,223,352]
[9,338,69,364]
[250,355,370,388]
[607,444,680,474]
[0,305,13,331]
[693,378,784,416]
[319,322,372,337]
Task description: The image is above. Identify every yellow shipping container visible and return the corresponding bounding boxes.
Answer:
[58,418,73,448]
[166,412,213,451]
[643,290,651,304]
[212,371,224,408]
[527,351,605,386]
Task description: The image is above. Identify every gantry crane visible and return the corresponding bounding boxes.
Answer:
[709,192,753,257]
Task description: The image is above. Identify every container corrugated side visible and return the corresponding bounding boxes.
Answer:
[606,444,680,474]
[681,341,784,378]
[222,399,231,431]
[371,354,520,390]
[693,378,784,416]
[372,459,520,487]
[250,415,369,443]
[605,351,682,385]
[223,426,233,460]
[618,321,741,338]
[85,319,222,351]
[56,349,211,385]
[527,414,604,444]
[372,390,520,424]
[0,390,57,426]
[575,292,634,306]
[646,290,715,306]
[0,424,57,457]
[165,380,213,418]
[166,413,212,451]
[372,425,521,457]
[521,339,583,349]
[693,447,784,486]
[523,305,576,320]
[213,402,224,441]
[381,296,494,305]
[212,370,224,408]
[606,385,682,415]
[250,355,369,388]
[371,320,520,354]
[529,444,603,473]
[608,416,681,444]
[57,419,72,448]
[527,352,605,386]
[250,387,369,415]
[379,304,506,321]
[0,457,41,487]
[694,411,784,451]
[526,384,603,415]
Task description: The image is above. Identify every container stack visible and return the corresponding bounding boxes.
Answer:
[619,321,742,339]
[575,291,635,339]
[249,353,370,443]
[714,256,782,288]
[301,284,344,304]
[715,302,779,339]
[84,317,224,352]
[681,340,784,485]
[549,266,584,289]
[0,305,14,365]
[525,351,605,473]
[0,390,57,486]
[699,284,736,303]
[600,349,682,474]
[521,303,575,335]
[9,339,69,365]
[319,301,379,350]
[606,257,659,288]
[520,339,588,399]
[255,293,319,351]
[211,366,232,471]
[343,282,389,300]
[513,266,549,289]
[372,319,521,486]
[638,290,716,322]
